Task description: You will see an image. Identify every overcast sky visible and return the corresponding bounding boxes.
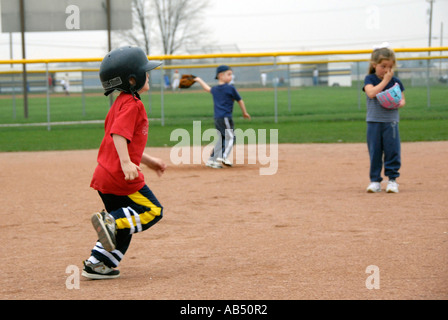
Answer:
[0,0,447,60]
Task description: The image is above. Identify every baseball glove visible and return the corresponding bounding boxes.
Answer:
[179,74,196,89]
[376,83,402,110]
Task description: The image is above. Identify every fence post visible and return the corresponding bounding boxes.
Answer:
[274,56,278,124]
[45,62,51,131]
[147,66,155,115]
[357,61,361,110]
[287,64,291,112]
[426,58,431,108]
[11,73,17,119]
[160,64,165,126]
[82,71,86,117]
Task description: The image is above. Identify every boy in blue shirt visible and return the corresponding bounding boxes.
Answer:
[195,65,251,168]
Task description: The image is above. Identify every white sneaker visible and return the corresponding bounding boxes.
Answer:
[386,180,399,193]
[217,157,233,167]
[366,182,381,193]
[205,159,223,169]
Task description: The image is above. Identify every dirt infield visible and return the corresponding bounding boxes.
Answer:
[1,142,447,300]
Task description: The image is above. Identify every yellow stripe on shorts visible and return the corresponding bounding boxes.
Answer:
[115,191,162,231]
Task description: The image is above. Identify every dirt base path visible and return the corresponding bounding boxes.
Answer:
[1,142,447,300]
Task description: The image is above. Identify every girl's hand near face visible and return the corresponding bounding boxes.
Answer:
[383,69,394,83]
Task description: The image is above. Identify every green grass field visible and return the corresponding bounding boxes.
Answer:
[0,86,447,152]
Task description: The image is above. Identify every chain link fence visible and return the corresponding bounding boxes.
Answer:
[1,48,447,129]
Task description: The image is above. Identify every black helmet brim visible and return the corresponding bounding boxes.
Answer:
[145,60,163,72]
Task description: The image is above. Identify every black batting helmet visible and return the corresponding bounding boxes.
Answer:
[99,46,162,96]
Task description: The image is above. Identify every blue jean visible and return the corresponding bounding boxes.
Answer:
[367,122,401,182]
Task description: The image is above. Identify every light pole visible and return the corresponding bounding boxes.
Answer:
[427,0,434,49]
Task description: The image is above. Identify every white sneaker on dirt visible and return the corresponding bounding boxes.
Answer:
[386,180,399,193]
[217,157,232,167]
[366,182,381,193]
[206,159,223,169]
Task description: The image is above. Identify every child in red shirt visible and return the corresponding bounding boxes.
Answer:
[82,46,166,280]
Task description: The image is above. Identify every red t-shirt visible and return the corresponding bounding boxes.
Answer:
[90,92,149,195]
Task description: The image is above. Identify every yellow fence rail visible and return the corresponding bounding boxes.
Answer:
[1,56,448,75]
[0,47,447,65]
